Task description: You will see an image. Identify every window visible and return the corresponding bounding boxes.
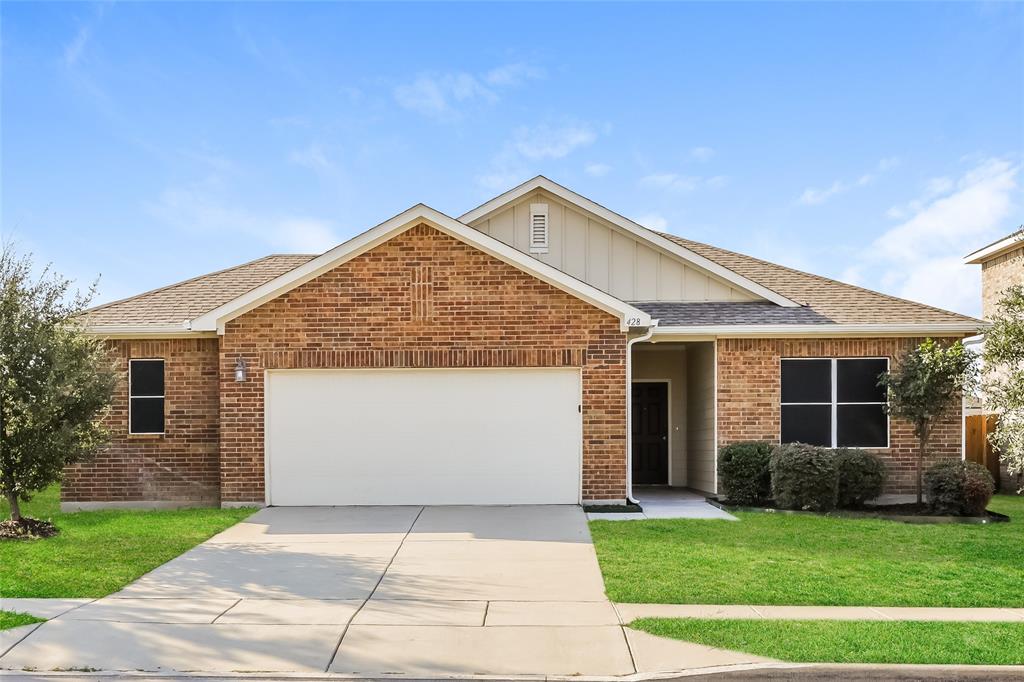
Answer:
[780,358,888,448]
[529,203,549,254]
[129,359,165,434]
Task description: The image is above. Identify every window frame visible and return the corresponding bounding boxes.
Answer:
[780,357,890,449]
[128,358,166,435]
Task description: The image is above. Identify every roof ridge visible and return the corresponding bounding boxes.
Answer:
[84,254,315,318]
[653,230,981,324]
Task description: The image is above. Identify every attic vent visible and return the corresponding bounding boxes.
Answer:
[529,203,549,254]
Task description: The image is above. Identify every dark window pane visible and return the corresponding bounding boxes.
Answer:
[837,404,887,447]
[781,359,831,403]
[130,398,164,433]
[837,359,888,403]
[130,360,164,397]
[781,404,832,446]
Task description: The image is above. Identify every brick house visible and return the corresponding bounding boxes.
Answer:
[964,227,1024,492]
[68,177,981,509]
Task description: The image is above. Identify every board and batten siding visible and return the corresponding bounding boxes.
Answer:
[685,342,717,494]
[469,190,759,303]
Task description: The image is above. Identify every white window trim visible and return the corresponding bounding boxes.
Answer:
[128,358,166,435]
[780,357,890,449]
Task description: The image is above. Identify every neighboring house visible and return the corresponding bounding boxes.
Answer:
[67,177,981,510]
[964,227,1024,493]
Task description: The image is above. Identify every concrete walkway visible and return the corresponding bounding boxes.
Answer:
[616,603,1024,622]
[588,487,737,521]
[0,505,771,676]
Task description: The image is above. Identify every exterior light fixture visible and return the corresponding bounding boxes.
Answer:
[234,357,247,382]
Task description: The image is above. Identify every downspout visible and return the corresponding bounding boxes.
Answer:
[624,320,658,505]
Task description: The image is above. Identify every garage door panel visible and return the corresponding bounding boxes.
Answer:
[266,368,581,506]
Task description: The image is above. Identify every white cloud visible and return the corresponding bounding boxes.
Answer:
[394,62,543,121]
[513,123,597,160]
[63,4,111,67]
[852,157,1019,315]
[146,184,340,255]
[798,157,900,206]
[690,146,715,162]
[640,173,727,193]
[584,162,612,177]
[635,213,668,231]
[288,143,334,172]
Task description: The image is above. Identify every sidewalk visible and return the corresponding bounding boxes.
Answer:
[616,603,1024,622]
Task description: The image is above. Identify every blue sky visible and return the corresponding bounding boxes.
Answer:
[3,2,1022,316]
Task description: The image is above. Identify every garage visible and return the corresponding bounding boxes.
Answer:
[265,368,582,506]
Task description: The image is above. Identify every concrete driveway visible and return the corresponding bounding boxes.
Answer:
[0,505,769,676]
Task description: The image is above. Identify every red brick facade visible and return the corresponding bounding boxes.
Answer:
[63,338,220,504]
[716,337,964,495]
[218,224,628,503]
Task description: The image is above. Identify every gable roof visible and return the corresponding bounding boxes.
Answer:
[84,254,316,335]
[651,232,980,332]
[185,204,651,334]
[459,175,800,308]
[964,227,1024,264]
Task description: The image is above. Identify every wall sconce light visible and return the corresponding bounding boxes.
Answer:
[234,357,247,382]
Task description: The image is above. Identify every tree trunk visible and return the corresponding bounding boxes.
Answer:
[916,421,930,507]
[5,491,21,523]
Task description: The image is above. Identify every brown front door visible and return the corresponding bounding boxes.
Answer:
[632,382,668,485]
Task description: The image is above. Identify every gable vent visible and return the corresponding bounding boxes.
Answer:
[529,203,549,254]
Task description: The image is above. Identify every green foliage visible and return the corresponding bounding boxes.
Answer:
[924,460,995,516]
[0,246,117,521]
[983,283,1024,492]
[834,448,886,508]
[718,441,773,505]
[769,443,839,511]
[879,338,978,503]
[0,611,44,631]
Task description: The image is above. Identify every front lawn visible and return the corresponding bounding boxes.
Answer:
[0,612,44,631]
[631,618,1024,665]
[591,494,1024,607]
[0,485,253,598]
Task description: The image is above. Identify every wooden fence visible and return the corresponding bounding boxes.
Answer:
[965,414,1000,484]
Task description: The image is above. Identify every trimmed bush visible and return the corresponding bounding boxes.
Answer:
[718,442,773,505]
[770,443,839,511]
[834,448,886,509]
[924,460,995,516]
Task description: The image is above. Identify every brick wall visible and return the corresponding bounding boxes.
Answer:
[981,245,1023,320]
[716,337,964,495]
[63,338,221,504]
[219,224,628,503]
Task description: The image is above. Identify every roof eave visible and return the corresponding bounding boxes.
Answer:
[964,231,1024,264]
[651,321,985,339]
[84,323,216,339]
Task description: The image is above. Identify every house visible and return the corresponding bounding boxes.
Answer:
[66,177,981,510]
[964,227,1024,492]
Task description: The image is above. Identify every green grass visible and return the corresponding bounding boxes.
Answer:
[591,494,1024,607]
[0,611,44,631]
[1,485,254,598]
[631,618,1024,665]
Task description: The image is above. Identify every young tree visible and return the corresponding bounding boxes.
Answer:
[0,245,116,524]
[983,284,1024,492]
[880,339,977,505]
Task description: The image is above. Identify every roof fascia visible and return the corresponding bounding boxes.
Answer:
[651,322,983,339]
[189,204,652,333]
[964,231,1024,264]
[459,176,800,308]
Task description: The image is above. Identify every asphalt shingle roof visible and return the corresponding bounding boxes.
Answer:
[629,301,833,326]
[84,254,316,328]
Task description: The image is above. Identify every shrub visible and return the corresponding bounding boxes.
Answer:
[834,448,886,509]
[718,442,773,505]
[924,460,995,516]
[770,443,839,511]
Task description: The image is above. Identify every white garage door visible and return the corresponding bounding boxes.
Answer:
[265,368,582,506]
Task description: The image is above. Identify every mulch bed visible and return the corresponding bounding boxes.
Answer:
[0,517,59,540]
[707,498,1009,524]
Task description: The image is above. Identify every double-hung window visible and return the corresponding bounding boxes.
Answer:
[129,359,165,435]
[780,358,889,448]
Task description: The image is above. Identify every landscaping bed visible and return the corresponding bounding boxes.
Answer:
[630,618,1024,665]
[0,485,254,598]
[591,494,1024,607]
[706,497,1010,524]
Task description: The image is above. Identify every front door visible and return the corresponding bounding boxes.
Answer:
[632,382,668,485]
